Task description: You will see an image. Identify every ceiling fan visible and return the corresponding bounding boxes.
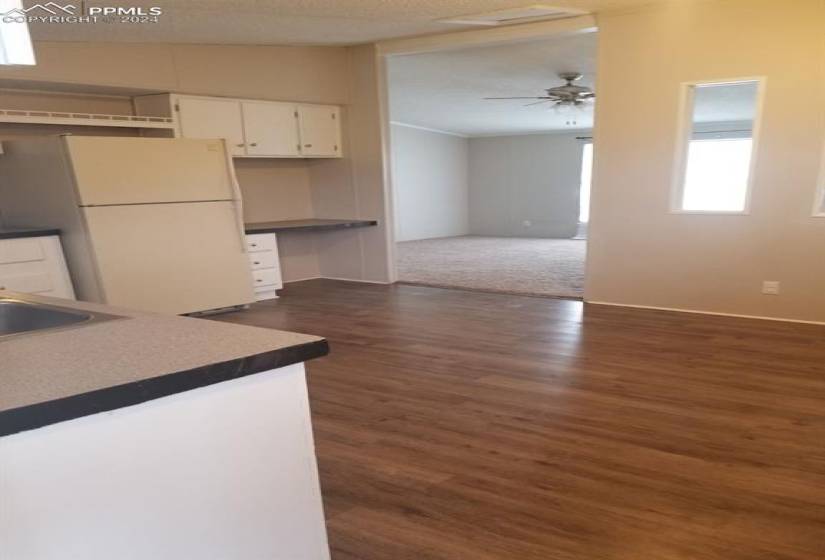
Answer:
[484,72,595,107]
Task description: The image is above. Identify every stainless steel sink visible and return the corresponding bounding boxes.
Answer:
[0,297,122,339]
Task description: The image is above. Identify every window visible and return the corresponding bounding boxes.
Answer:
[579,143,593,223]
[815,138,825,217]
[0,0,36,66]
[673,79,762,213]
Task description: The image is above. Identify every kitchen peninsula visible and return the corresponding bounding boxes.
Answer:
[0,292,331,560]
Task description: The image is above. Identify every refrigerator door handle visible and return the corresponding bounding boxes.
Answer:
[221,139,248,253]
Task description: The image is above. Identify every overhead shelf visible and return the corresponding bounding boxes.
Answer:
[0,109,175,129]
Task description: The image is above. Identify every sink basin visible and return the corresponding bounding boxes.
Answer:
[0,297,121,339]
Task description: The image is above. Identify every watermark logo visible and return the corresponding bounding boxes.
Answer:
[1,2,163,24]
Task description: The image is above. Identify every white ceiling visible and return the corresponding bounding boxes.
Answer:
[388,32,598,136]
[25,0,656,46]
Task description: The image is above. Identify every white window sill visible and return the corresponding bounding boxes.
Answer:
[669,209,750,216]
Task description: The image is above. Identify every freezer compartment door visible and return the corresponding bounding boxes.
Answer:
[82,201,254,315]
[65,137,237,206]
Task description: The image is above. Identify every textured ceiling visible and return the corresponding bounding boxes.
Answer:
[388,32,757,137]
[25,0,656,45]
[388,33,599,136]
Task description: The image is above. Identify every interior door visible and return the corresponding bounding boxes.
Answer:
[297,105,341,157]
[83,201,254,314]
[65,136,236,206]
[241,101,301,157]
[177,96,247,157]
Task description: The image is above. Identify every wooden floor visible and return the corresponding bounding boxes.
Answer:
[213,279,825,560]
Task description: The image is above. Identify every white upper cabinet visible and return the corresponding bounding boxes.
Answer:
[241,101,301,157]
[138,94,343,159]
[175,97,246,157]
[297,104,341,157]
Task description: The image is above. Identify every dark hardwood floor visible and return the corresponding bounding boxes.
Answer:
[212,279,825,560]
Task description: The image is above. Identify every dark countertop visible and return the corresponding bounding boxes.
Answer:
[245,218,378,234]
[0,292,329,437]
[0,226,61,240]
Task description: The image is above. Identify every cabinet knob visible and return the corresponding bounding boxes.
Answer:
[250,243,257,247]
[304,144,312,148]
[249,142,258,147]
[253,261,261,265]
[236,143,245,147]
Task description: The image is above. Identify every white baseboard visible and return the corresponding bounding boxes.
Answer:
[282,276,322,284]
[283,276,392,286]
[586,300,825,326]
[319,276,392,285]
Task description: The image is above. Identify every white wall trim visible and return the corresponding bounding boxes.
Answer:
[586,300,825,326]
[468,128,593,138]
[669,76,767,215]
[813,134,825,217]
[390,121,468,138]
[283,276,392,285]
[282,275,322,284]
[377,14,597,56]
[321,276,392,285]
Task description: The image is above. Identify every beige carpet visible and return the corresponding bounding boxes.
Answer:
[396,236,586,298]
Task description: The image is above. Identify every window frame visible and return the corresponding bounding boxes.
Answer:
[0,0,36,66]
[813,136,825,218]
[670,77,767,215]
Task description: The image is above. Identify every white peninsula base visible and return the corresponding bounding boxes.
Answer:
[0,363,330,560]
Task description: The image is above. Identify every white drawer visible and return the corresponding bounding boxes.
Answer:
[246,233,277,252]
[253,286,279,301]
[248,250,277,270]
[252,267,280,288]
[0,238,45,265]
[0,271,54,293]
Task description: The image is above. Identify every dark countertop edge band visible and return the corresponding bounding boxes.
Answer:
[0,338,329,438]
[245,220,378,234]
[0,229,61,240]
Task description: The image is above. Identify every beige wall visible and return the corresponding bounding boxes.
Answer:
[0,42,350,103]
[0,41,389,284]
[587,0,825,322]
[309,43,392,283]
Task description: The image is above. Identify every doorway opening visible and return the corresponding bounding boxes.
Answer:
[385,32,597,299]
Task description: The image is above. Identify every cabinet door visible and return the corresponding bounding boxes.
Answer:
[297,105,341,157]
[177,97,246,157]
[241,101,301,157]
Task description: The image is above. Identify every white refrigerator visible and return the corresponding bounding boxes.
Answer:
[0,136,255,314]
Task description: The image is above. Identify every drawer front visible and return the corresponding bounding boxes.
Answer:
[253,286,279,301]
[0,271,54,294]
[252,267,280,287]
[248,250,277,270]
[0,238,45,265]
[246,233,277,252]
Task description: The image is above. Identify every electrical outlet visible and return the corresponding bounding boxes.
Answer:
[523,220,532,228]
[762,281,780,295]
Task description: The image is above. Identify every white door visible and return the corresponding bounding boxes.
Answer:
[297,105,341,157]
[241,101,301,157]
[177,97,247,157]
[65,137,236,206]
[83,201,254,314]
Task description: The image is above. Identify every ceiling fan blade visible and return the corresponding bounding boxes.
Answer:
[483,96,553,100]
[524,99,553,107]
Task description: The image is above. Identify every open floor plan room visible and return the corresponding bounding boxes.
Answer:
[1,1,824,558]
[213,279,825,560]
